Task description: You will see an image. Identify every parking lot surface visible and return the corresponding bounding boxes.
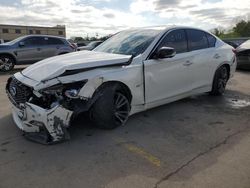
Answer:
[0,67,250,188]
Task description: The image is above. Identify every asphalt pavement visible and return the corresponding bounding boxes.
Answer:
[0,67,250,188]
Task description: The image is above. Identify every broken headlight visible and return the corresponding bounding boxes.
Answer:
[64,89,80,99]
[41,80,88,98]
[34,80,88,109]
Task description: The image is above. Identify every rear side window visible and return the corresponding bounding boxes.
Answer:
[206,33,216,47]
[159,29,188,54]
[47,38,64,45]
[186,29,208,51]
[23,37,46,46]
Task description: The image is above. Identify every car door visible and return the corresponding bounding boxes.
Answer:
[16,37,46,63]
[144,29,194,104]
[41,37,66,58]
[185,29,216,90]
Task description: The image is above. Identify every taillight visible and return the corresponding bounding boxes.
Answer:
[70,43,77,51]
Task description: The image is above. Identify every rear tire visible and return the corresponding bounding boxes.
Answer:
[210,66,229,96]
[90,84,131,129]
[0,55,15,72]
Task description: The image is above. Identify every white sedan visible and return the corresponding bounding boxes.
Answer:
[6,26,237,144]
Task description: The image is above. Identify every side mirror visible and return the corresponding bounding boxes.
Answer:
[155,47,176,59]
[19,42,25,47]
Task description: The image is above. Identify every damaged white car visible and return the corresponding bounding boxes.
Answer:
[6,26,236,144]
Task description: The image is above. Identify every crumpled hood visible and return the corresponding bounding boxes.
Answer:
[22,50,132,82]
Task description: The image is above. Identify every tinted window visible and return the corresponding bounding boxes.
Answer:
[23,37,46,46]
[158,29,188,54]
[206,33,216,47]
[187,29,208,51]
[47,37,64,45]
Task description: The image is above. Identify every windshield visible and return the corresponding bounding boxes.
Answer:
[5,36,27,45]
[94,29,161,56]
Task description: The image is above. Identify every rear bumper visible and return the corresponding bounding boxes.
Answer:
[237,56,250,69]
[11,102,73,144]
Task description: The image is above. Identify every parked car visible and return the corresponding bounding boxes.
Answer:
[236,40,250,69]
[223,38,248,49]
[77,42,86,47]
[6,26,236,144]
[0,35,76,72]
[77,41,103,51]
[223,40,238,49]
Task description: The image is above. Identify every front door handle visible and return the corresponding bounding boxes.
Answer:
[183,61,193,66]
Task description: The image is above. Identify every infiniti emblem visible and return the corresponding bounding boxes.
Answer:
[10,86,17,96]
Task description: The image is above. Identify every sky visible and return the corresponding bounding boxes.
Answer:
[0,0,250,38]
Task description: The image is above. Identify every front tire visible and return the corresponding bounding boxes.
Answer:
[90,84,131,129]
[0,55,15,72]
[210,66,229,96]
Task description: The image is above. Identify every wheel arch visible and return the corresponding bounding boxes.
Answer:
[215,63,230,80]
[0,53,17,64]
[92,80,132,103]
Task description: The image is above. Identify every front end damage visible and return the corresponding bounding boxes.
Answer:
[6,76,88,144]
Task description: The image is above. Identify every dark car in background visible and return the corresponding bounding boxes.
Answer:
[0,35,76,72]
[77,41,103,51]
[223,38,248,49]
[236,40,250,69]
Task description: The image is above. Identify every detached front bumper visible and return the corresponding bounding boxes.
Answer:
[11,102,73,144]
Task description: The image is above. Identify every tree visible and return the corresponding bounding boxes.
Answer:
[211,28,225,37]
[233,20,250,37]
[72,37,84,43]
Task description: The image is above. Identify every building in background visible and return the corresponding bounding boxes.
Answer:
[0,24,66,42]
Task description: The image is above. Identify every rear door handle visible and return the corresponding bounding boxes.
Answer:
[183,61,193,66]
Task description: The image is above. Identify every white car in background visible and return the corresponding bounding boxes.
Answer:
[6,26,236,144]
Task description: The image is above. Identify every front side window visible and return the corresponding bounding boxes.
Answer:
[186,29,208,51]
[23,37,46,46]
[94,29,161,57]
[158,29,188,54]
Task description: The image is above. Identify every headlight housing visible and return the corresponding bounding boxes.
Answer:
[40,80,88,99]
[64,89,80,99]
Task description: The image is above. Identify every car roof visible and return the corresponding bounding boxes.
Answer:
[23,35,66,40]
[124,25,213,34]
